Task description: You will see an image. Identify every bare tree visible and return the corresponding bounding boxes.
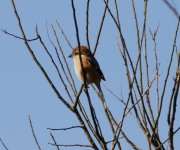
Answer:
[1,0,180,149]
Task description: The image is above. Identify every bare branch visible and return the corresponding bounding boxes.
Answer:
[93,0,109,55]
[86,0,91,50]
[71,1,107,149]
[28,116,42,150]
[168,55,180,150]
[51,25,77,96]
[50,133,60,150]
[162,0,179,18]
[0,138,9,150]
[156,126,180,150]
[49,143,93,149]
[36,26,73,103]
[47,125,83,131]
[152,17,180,141]
[54,22,78,95]
[106,137,123,144]
[10,0,72,110]
[1,29,39,42]
[56,20,73,50]
[72,85,84,109]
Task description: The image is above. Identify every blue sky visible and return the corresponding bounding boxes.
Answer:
[0,0,180,149]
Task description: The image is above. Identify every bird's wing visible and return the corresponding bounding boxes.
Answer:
[86,56,106,81]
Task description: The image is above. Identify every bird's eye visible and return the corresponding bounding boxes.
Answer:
[75,52,79,55]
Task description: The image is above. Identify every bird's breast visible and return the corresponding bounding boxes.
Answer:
[73,55,101,84]
[73,55,85,83]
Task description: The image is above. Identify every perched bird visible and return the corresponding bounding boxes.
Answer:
[69,45,105,94]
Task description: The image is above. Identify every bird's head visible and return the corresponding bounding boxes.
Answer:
[68,45,92,58]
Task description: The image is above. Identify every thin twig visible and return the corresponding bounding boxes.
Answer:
[132,0,147,128]
[49,143,93,148]
[46,23,75,102]
[86,0,91,50]
[56,20,73,50]
[162,0,179,18]
[51,25,77,95]
[72,85,84,109]
[168,55,180,150]
[47,125,83,131]
[113,3,146,149]
[112,74,157,149]
[28,116,42,150]
[71,1,103,149]
[0,138,9,150]
[75,109,99,150]
[50,133,60,150]
[10,0,72,110]
[93,0,109,55]
[156,126,180,150]
[106,137,123,144]
[10,0,99,149]
[36,27,73,103]
[55,21,77,94]
[1,29,39,42]
[152,17,180,141]
[149,26,160,126]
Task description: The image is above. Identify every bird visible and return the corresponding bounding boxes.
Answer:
[69,45,105,95]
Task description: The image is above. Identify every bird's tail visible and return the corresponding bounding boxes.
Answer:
[95,82,104,99]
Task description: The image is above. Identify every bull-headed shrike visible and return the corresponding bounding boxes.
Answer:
[69,45,105,95]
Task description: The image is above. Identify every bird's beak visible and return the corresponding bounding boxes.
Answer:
[68,54,73,58]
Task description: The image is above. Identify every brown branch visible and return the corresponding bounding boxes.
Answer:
[77,100,104,145]
[10,1,99,149]
[149,26,160,126]
[140,0,148,48]
[72,85,84,109]
[71,1,107,149]
[85,90,107,149]
[168,55,180,150]
[114,3,154,140]
[75,110,99,150]
[1,29,39,42]
[131,0,147,129]
[121,131,141,150]
[113,2,152,142]
[96,90,122,150]
[71,0,88,95]
[167,37,180,130]
[54,23,78,97]
[55,21,77,94]
[167,78,177,126]
[112,74,157,150]
[51,25,77,95]
[116,37,148,149]
[71,1,103,148]
[28,116,42,150]
[46,23,76,100]
[152,17,180,142]
[104,85,136,118]
[125,75,157,119]
[36,27,73,103]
